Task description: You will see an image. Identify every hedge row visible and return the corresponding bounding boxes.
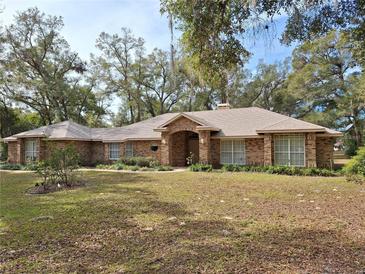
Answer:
[222,164,340,177]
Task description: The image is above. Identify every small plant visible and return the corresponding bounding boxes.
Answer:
[220,164,339,177]
[23,162,40,171]
[190,163,213,172]
[222,164,242,172]
[0,162,23,170]
[129,166,139,171]
[186,152,194,166]
[119,157,159,168]
[35,145,80,189]
[157,165,173,171]
[344,146,365,183]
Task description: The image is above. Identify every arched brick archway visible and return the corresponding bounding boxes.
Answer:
[170,131,199,166]
[158,115,213,166]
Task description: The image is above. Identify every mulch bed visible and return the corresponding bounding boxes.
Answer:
[26,181,86,194]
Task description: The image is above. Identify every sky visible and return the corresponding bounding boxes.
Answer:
[0,0,296,71]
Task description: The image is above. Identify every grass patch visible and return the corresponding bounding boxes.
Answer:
[0,171,364,272]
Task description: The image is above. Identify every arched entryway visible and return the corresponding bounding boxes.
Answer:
[170,131,199,166]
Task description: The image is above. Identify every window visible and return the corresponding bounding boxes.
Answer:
[125,142,133,158]
[25,140,38,162]
[274,135,305,167]
[109,143,120,160]
[220,140,245,165]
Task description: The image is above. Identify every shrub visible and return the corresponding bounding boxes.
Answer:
[157,165,173,171]
[222,164,242,172]
[344,147,365,183]
[119,157,159,168]
[23,162,40,171]
[220,164,339,177]
[344,146,365,176]
[114,162,125,170]
[0,162,23,170]
[128,166,139,171]
[36,145,80,187]
[190,163,213,172]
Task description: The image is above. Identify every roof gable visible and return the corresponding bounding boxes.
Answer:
[4,107,342,143]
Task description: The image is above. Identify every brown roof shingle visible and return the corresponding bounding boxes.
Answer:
[4,107,341,142]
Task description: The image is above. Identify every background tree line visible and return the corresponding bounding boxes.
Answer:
[0,5,364,156]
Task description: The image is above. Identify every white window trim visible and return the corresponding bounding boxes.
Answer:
[220,139,246,165]
[24,140,38,162]
[109,143,120,160]
[274,135,306,167]
[125,142,133,158]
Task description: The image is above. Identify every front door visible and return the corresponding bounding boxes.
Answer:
[188,138,199,164]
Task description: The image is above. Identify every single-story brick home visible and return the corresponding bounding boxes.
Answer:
[4,105,341,168]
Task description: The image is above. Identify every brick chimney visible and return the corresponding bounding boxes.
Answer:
[217,102,231,110]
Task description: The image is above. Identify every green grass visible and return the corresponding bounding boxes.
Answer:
[1,171,364,273]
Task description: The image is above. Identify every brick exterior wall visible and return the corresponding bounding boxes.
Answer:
[210,139,220,168]
[5,121,336,169]
[42,140,93,166]
[246,138,264,165]
[263,134,273,166]
[159,116,211,166]
[316,137,335,168]
[305,133,317,167]
[91,141,104,165]
[7,141,18,163]
[130,140,161,162]
[199,131,211,164]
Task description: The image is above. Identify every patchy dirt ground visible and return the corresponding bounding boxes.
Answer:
[0,171,364,273]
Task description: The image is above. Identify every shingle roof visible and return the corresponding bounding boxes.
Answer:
[3,107,342,142]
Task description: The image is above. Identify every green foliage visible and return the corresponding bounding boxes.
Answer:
[221,165,339,177]
[2,7,105,125]
[23,163,40,171]
[35,145,80,187]
[222,164,242,172]
[119,157,159,168]
[96,161,173,172]
[157,165,173,171]
[344,147,365,178]
[190,163,213,172]
[0,162,23,170]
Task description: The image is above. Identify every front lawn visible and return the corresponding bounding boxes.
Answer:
[0,171,364,273]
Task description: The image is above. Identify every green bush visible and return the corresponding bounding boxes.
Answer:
[344,146,365,176]
[344,147,365,183]
[190,163,213,172]
[113,162,125,170]
[221,164,338,177]
[36,145,80,188]
[222,164,242,172]
[119,157,159,168]
[0,162,23,170]
[157,165,173,171]
[128,166,139,171]
[96,164,113,169]
[23,163,40,171]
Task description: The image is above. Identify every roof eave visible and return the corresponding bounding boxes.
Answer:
[256,128,326,134]
[196,126,220,131]
[153,128,169,132]
[102,137,161,143]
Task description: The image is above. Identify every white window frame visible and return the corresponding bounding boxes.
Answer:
[274,135,305,167]
[220,139,246,165]
[109,143,120,160]
[24,140,38,162]
[125,142,133,158]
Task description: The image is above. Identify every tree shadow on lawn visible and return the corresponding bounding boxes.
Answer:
[1,172,364,273]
